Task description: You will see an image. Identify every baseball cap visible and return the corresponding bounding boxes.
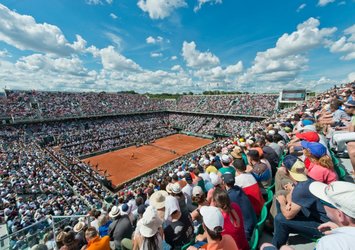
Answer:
[192,186,204,197]
[302,119,314,126]
[283,155,307,182]
[210,173,222,186]
[222,172,235,185]
[185,173,193,184]
[296,131,319,142]
[309,181,355,218]
[301,141,327,158]
[200,206,224,232]
[221,154,231,164]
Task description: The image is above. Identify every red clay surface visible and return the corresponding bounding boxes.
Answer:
[83,134,212,187]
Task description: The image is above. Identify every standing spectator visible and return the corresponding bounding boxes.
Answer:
[108,206,134,250]
[222,172,257,240]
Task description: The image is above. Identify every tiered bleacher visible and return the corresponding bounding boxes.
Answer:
[1,84,355,250]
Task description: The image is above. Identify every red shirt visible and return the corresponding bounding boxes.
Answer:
[220,203,249,250]
[307,162,338,184]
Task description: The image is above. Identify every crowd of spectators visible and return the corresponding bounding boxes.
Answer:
[174,94,278,116]
[0,90,167,120]
[2,82,355,250]
[0,90,278,122]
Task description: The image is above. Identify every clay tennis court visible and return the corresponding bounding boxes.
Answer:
[83,134,212,187]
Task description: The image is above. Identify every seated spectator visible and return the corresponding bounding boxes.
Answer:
[301,141,338,184]
[272,157,330,248]
[190,186,209,221]
[212,187,249,250]
[234,158,264,216]
[149,190,168,221]
[218,154,236,177]
[108,206,134,250]
[246,150,272,189]
[84,227,110,250]
[309,181,355,249]
[73,221,87,249]
[188,206,238,250]
[132,206,163,250]
[60,231,79,250]
[222,172,257,240]
[164,196,194,249]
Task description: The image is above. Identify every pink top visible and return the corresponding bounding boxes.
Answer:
[220,203,249,250]
[307,162,338,184]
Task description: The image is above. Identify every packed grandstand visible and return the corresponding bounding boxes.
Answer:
[1,83,355,250]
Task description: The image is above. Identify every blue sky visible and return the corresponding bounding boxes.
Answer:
[0,0,354,93]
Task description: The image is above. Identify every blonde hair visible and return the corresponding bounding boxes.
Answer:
[304,149,334,169]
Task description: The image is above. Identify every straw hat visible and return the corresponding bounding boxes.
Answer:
[109,206,121,218]
[150,190,168,209]
[73,221,86,233]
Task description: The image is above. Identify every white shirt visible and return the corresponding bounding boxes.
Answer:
[316,226,355,250]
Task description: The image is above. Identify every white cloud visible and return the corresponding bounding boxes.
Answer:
[296,3,306,12]
[146,36,164,44]
[137,0,187,19]
[239,18,336,85]
[171,65,182,71]
[0,4,87,56]
[171,56,178,60]
[329,24,355,60]
[194,61,243,81]
[194,0,222,12]
[110,13,118,19]
[15,54,87,75]
[318,0,335,7]
[95,46,142,72]
[150,52,163,57]
[182,41,220,68]
[104,32,123,51]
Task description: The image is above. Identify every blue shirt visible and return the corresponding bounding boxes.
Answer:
[292,178,329,223]
[227,185,257,239]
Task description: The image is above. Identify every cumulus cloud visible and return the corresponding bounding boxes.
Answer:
[0,4,87,56]
[150,52,163,57]
[137,0,187,19]
[329,24,355,60]
[239,18,336,85]
[171,65,183,71]
[182,41,220,68]
[171,56,178,60]
[15,54,87,76]
[146,36,164,44]
[318,0,335,7]
[94,46,142,72]
[110,13,118,19]
[296,3,306,12]
[194,0,222,12]
[194,61,243,81]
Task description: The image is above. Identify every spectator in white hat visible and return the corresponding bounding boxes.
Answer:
[108,205,133,250]
[164,196,194,249]
[309,181,355,250]
[187,206,238,250]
